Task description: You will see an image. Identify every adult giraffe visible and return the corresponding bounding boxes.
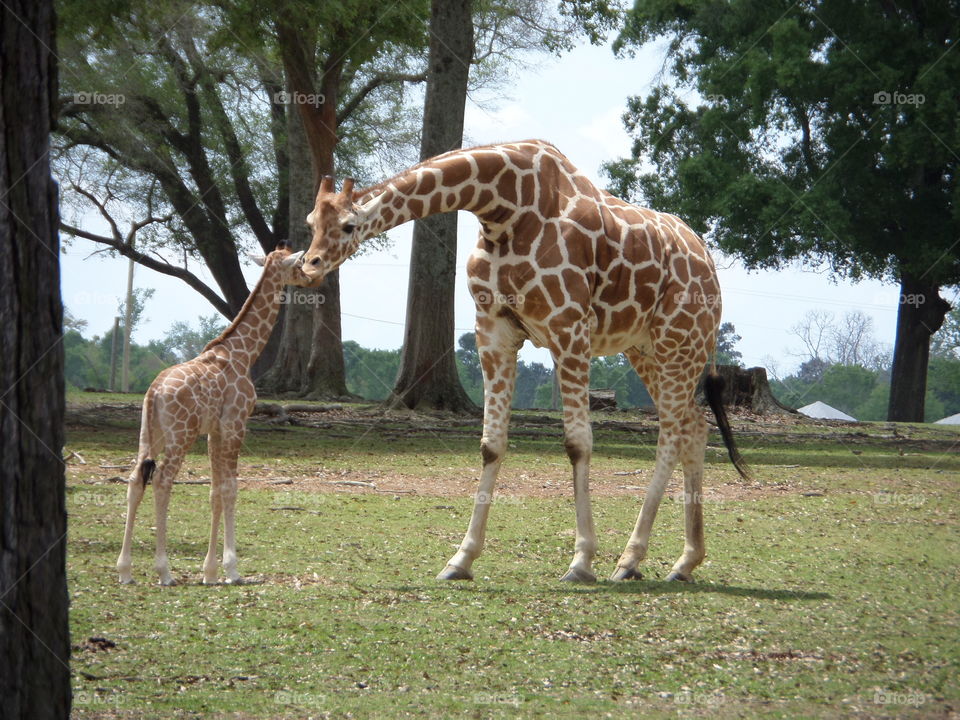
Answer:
[300,140,749,583]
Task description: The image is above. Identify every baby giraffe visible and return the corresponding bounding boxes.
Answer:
[117,244,308,585]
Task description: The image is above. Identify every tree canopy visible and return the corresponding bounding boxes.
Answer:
[607,0,959,421]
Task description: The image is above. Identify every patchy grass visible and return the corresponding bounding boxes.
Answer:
[65,398,959,718]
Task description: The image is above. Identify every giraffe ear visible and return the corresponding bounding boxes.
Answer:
[247,252,267,267]
[280,251,304,267]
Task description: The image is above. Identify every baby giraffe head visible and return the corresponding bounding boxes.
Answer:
[248,242,314,287]
[299,176,365,285]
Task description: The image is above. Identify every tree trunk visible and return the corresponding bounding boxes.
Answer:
[888,271,951,422]
[696,365,795,415]
[256,79,347,397]
[0,1,71,716]
[389,0,476,412]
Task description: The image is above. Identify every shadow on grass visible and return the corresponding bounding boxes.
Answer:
[392,579,832,602]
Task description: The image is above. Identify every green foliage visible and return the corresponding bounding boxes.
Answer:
[715,321,743,366]
[608,1,960,290]
[150,314,227,364]
[772,358,960,421]
[343,341,402,401]
[589,355,653,407]
[931,305,960,360]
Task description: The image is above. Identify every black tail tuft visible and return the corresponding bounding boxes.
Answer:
[140,459,156,486]
[704,373,751,481]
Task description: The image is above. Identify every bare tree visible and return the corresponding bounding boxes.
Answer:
[790,309,889,371]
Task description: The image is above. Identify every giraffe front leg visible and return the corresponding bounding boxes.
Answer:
[555,352,597,584]
[202,432,224,584]
[204,417,246,584]
[438,314,521,581]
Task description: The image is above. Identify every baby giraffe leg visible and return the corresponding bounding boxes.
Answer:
[116,457,154,584]
[152,451,185,586]
[202,433,224,584]
[218,427,245,584]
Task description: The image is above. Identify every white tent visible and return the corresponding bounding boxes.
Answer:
[797,401,857,422]
[934,413,960,425]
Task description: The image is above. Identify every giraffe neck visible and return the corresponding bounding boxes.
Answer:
[355,145,522,240]
[204,262,284,370]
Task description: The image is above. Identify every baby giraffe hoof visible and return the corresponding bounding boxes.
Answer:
[436,564,473,581]
[610,566,643,582]
[560,567,596,583]
[665,571,691,582]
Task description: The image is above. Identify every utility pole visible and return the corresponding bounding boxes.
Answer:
[109,316,121,391]
[121,254,135,392]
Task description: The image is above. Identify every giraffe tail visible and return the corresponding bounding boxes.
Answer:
[138,459,156,487]
[704,372,751,481]
[135,390,158,487]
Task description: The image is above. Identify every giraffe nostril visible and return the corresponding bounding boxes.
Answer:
[311,257,321,266]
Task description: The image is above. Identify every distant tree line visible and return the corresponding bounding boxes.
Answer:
[768,309,960,422]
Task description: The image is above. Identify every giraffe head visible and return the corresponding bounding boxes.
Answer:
[249,242,314,287]
[300,176,365,285]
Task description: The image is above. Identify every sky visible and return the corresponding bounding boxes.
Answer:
[59,37,941,377]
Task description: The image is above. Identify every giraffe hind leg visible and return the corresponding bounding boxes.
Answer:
[116,458,156,584]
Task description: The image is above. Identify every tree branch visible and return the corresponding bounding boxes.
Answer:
[60,221,232,318]
[337,71,427,125]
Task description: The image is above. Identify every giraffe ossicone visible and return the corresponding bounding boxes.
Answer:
[301,140,750,583]
[116,245,311,586]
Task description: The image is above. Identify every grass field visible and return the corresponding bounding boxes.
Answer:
[65,393,959,718]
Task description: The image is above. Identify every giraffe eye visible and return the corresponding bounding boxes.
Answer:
[342,222,356,235]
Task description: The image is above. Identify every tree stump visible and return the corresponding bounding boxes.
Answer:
[589,389,618,411]
[697,365,795,415]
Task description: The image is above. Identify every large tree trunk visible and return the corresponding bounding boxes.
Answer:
[888,271,951,422]
[389,0,476,412]
[0,0,71,716]
[256,76,347,397]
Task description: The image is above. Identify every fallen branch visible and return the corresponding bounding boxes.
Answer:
[323,480,376,489]
[64,450,86,464]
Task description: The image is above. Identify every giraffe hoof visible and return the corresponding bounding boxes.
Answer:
[158,578,177,587]
[436,564,473,581]
[665,571,691,582]
[610,566,643,582]
[118,577,135,585]
[224,576,244,585]
[560,567,596,583]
